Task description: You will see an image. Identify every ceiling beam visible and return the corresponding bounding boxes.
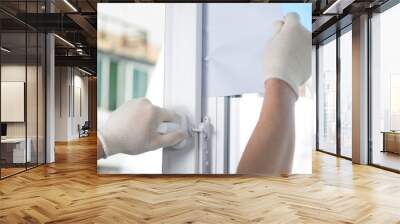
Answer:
[67,13,97,40]
[55,55,96,73]
[13,13,82,32]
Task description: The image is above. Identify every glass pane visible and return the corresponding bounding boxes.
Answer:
[312,46,317,151]
[318,37,337,154]
[108,61,118,111]
[26,0,42,169]
[97,4,165,174]
[228,76,315,174]
[371,4,400,171]
[228,94,263,173]
[340,30,352,158]
[27,31,38,169]
[1,31,27,177]
[38,33,45,164]
[133,69,148,98]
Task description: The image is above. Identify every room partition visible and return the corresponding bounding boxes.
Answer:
[0,0,47,179]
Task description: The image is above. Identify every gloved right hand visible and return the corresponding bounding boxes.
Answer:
[100,98,188,157]
[264,12,311,98]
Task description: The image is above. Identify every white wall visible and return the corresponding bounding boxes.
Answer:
[55,67,89,141]
[1,64,46,163]
[1,65,39,138]
[1,66,26,137]
[55,67,69,141]
[72,73,89,138]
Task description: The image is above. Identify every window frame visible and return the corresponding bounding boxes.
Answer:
[368,1,400,173]
[162,3,204,174]
[315,24,353,161]
[316,34,338,156]
[314,0,400,174]
[339,26,353,159]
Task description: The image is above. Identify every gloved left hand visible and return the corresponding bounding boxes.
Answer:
[100,98,188,157]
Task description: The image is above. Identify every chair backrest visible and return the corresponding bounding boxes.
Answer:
[82,121,90,129]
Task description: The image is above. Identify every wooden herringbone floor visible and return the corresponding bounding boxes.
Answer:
[1,135,400,224]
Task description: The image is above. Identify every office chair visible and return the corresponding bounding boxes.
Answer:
[79,121,90,138]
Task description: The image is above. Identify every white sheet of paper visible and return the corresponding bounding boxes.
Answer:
[205,3,310,97]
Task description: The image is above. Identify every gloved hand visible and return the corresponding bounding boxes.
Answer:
[264,12,311,98]
[100,98,188,157]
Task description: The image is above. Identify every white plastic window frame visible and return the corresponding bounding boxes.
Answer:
[163,3,231,174]
[162,3,204,174]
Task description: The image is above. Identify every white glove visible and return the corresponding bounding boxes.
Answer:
[101,98,188,157]
[264,12,311,97]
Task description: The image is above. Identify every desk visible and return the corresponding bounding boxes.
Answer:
[381,131,400,154]
[1,138,31,163]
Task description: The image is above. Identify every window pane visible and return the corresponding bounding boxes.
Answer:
[228,94,263,173]
[97,4,165,174]
[371,4,400,171]
[27,31,38,169]
[228,78,315,174]
[108,61,118,111]
[318,38,337,154]
[133,69,148,98]
[340,30,352,158]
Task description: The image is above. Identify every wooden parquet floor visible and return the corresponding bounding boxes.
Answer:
[1,134,400,223]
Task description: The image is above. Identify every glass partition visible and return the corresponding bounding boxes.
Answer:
[37,32,45,165]
[27,30,38,169]
[0,1,46,179]
[1,30,28,177]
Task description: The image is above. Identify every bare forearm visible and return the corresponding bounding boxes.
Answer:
[237,79,296,175]
[97,137,104,159]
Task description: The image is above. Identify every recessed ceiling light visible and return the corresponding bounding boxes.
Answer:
[78,67,92,76]
[54,34,75,48]
[63,0,78,12]
[1,47,11,53]
[323,0,353,15]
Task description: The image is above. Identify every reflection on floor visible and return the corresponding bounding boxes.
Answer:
[0,135,400,223]
[0,162,42,178]
[373,150,400,171]
[0,167,25,178]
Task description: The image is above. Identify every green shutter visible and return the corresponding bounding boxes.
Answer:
[132,69,148,98]
[109,61,118,110]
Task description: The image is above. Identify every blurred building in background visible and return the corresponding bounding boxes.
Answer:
[97,14,160,113]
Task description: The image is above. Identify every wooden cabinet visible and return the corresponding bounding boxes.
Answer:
[382,132,400,154]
